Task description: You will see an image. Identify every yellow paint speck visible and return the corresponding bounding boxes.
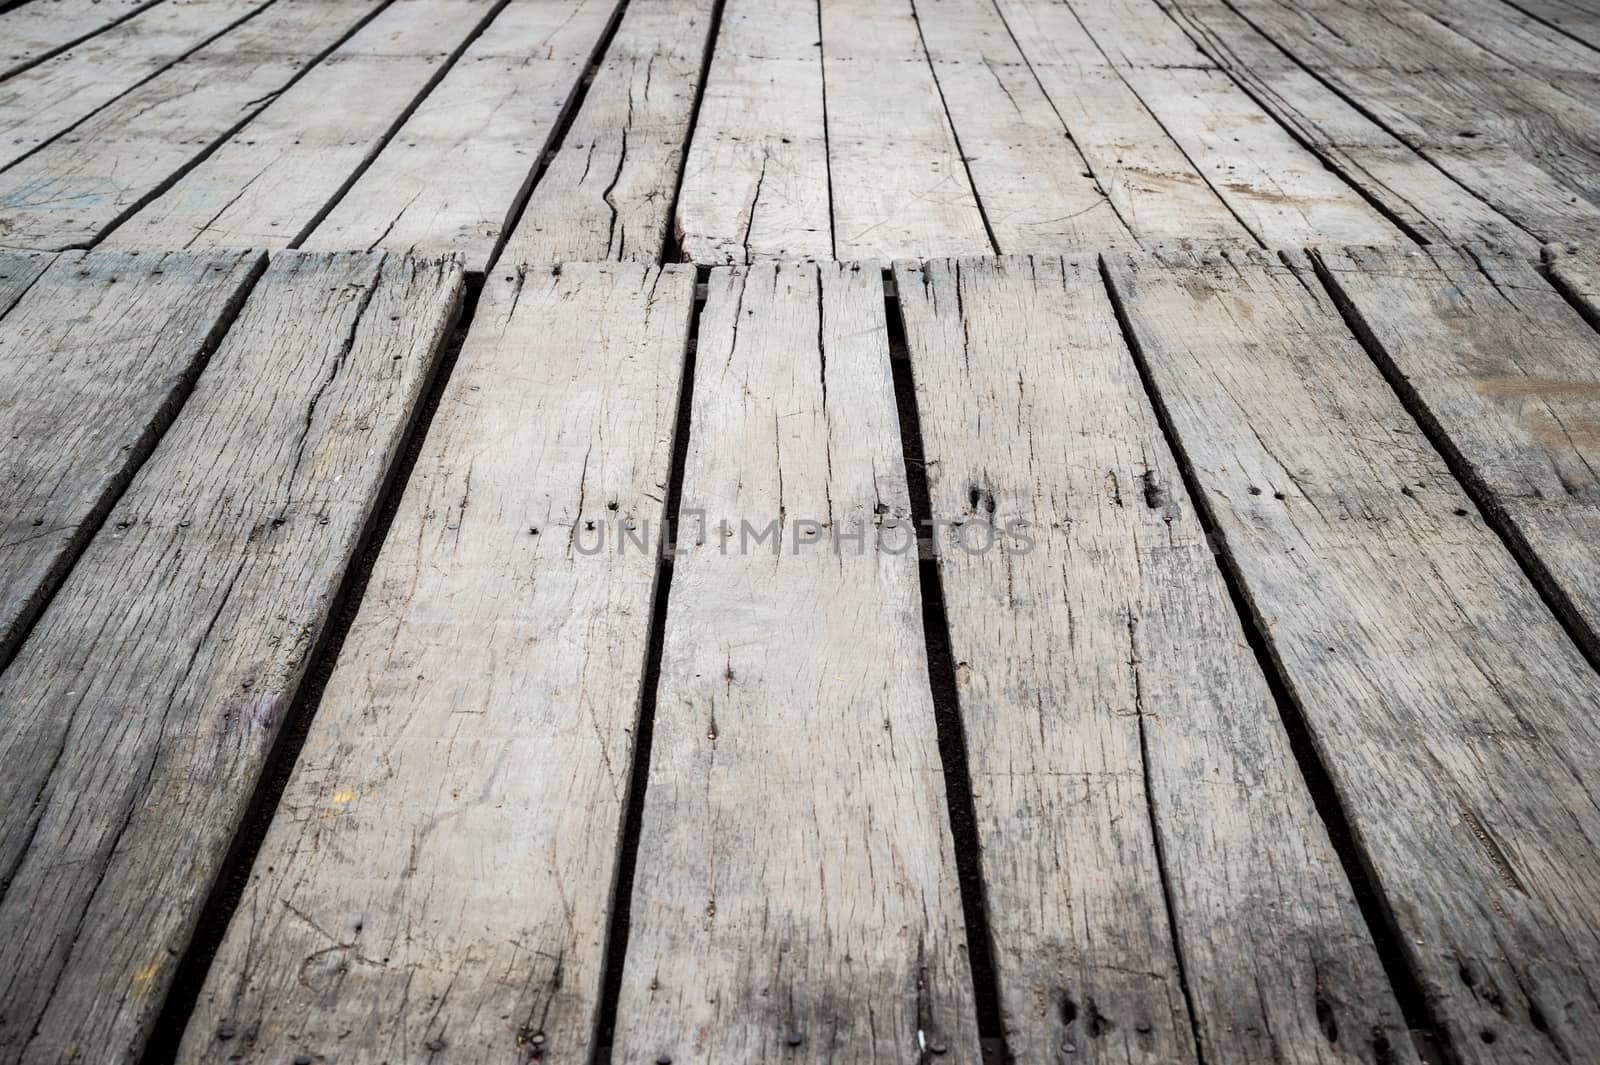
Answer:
[331,790,354,804]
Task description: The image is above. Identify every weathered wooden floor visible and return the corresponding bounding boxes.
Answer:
[2,0,1600,1064]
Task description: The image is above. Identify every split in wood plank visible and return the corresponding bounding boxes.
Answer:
[613,260,978,1063]
[304,0,623,273]
[0,248,262,671]
[0,250,462,1065]
[0,0,389,252]
[179,262,694,1063]
[102,0,507,253]
[500,0,718,264]
[1104,246,1600,1065]
[1312,243,1600,661]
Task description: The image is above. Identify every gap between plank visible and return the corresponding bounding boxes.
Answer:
[1495,0,1600,55]
[657,0,728,264]
[481,0,634,277]
[135,269,480,1065]
[82,0,401,252]
[1212,0,1545,248]
[588,264,707,1064]
[0,0,291,179]
[906,0,1000,255]
[1313,247,1600,674]
[1152,0,1434,246]
[283,0,521,251]
[0,0,169,84]
[883,270,1008,1063]
[1098,252,1450,1065]
[0,250,267,678]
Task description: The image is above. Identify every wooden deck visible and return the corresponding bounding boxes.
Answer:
[2,1,1600,1063]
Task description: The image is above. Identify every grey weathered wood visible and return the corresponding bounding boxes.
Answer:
[0,249,50,316]
[500,0,717,263]
[991,0,1251,245]
[1104,245,1600,1065]
[910,0,1134,253]
[0,0,388,252]
[1067,0,1402,246]
[820,0,992,259]
[0,0,164,81]
[1219,0,1600,242]
[1312,243,1600,662]
[0,250,463,1065]
[0,0,272,171]
[896,253,1414,1065]
[0,248,263,672]
[672,0,834,263]
[304,0,621,273]
[1161,0,1539,251]
[179,262,694,1064]
[612,261,979,1063]
[104,0,505,252]
[1545,240,1600,311]
[1503,0,1600,48]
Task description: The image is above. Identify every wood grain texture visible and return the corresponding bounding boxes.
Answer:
[304,0,621,273]
[672,0,834,264]
[0,0,386,253]
[820,0,992,260]
[103,0,503,252]
[1104,245,1600,1065]
[0,250,462,1065]
[1545,240,1600,311]
[1067,0,1401,246]
[1219,0,1600,243]
[1312,243,1600,660]
[0,248,263,671]
[612,261,980,1064]
[911,0,1133,253]
[991,0,1250,245]
[1158,0,1538,252]
[500,0,717,263]
[0,0,272,171]
[178,262,694,1065]
[0,0,164,81]
[896,253,1413,1065]
[1503,0,1600,48]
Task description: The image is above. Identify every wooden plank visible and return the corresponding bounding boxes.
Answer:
[303,0,621,273]
[500,0,717,263]
[178,262,693,1062]
[1219,0,1600,242]
[0,250,462,1064]
[1313,244,1600,662]
[895,253,1416,1065]
[0,248,50,316]
[1396,0,1600,99]
[671,0,834,264]
[1502,0,1600,48]
[0,0,389,252]
[819,0,992,260]
[910,0,1134,253]
[103,0,505,252]
[612,261,979,1063]
[0,0,273,171]
[1104,245,1600,1065]
[0,0,164,81]
[991,0,1250,245]
[1162,0,1539,251]
[1545,240,1600,310]
[1064,0,1401,245]
[0,248,263,672]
